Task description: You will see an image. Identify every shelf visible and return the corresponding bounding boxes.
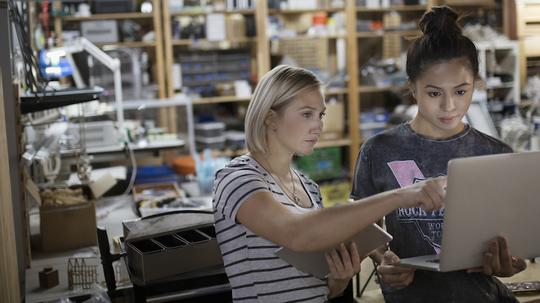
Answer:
[192,96,251,105]
[358,85,407,93]
[96,41,157,49]
[356,5,428,12]
[121,96,190,110]
[172,38,256,46]
[357,29,420,38]
[60,139,185,156]
[314,138,351,148]
[170,9,255,16]
[20,87,104,114]
[268,7,345,14]
[61,12,153,21]
[272,34,348,40]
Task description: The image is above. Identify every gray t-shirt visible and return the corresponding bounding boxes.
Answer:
[213,155,330,302]
[351,123,517,303]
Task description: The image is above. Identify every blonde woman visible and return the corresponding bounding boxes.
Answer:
[212,65,446,302]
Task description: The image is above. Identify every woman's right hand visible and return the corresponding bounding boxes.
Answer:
[377,250,415,289]
[397,176,446,212]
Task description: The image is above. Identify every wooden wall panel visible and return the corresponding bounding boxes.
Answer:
[0,69,21,303]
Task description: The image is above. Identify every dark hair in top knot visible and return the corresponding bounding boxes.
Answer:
[419,6,461,36]
[406,5,478,82]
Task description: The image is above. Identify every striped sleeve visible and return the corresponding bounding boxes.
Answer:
[213,165,269,220]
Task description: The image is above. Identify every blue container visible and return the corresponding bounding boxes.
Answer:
[128,165,179,185]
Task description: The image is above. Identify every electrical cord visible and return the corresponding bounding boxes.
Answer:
[8,0,56,101]
[122,140,137,196]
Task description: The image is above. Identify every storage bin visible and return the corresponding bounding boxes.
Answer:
[294,147,342,181]
[128,165,179,185]
[196,135,226,151]
[195,122,225,138]
[225,130,245,150]
[125,224,222,284]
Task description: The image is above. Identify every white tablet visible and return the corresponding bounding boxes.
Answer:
[275,223,392,278]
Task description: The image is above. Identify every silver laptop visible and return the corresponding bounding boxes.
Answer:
[399,151,540,272]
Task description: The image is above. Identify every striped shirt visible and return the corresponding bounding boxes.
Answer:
[213,155,329,303]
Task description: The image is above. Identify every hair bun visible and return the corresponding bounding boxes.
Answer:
[419,6,461,36]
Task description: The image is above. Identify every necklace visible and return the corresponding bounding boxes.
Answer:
[262,158,301,204]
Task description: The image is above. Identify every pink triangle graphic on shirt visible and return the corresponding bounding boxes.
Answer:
[387,160,426,188]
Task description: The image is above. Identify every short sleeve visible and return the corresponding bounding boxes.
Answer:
[213,164,269,220]
[350,142,378,200]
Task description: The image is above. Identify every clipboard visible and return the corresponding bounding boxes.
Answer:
[275,223,392,278]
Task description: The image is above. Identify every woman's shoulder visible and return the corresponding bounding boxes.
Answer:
[215,155,265,178]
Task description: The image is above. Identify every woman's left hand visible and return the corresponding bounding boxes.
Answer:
[468,236,527,277]
[325,242,363,297]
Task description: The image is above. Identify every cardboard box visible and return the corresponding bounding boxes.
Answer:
[40,202,97,252]
[321,102,344,140]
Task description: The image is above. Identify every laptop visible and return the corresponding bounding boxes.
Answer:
[398,151,540,272]
[275,223,392,278]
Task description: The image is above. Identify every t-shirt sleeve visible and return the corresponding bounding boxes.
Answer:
[350,142,378,200]
[213,166,269,220]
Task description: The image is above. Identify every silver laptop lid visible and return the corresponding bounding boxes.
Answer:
[439,151,540,272]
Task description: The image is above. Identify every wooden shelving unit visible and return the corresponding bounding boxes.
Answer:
[61,12,154,21]
[52,0,174,144]
[263,1,360,175]
[161,0,269,135]
[48,0,437,177]
[170,9,256,16]
[354,1,432,173]
[52,0,166,101]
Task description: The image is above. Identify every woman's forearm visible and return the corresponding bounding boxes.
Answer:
[288,189,402,252]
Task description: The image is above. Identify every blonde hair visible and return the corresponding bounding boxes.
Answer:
[245,65,323,154]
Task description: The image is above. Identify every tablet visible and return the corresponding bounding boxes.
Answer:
[275,223,392,278]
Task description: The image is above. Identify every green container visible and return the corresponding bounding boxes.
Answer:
[295,147,342,181]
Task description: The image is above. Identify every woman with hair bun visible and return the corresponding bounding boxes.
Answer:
[351,6,527,303]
